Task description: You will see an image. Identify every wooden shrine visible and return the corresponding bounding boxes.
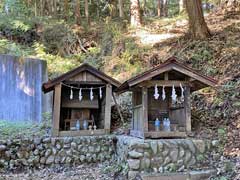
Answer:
[117,57,218,139]
[43,63,121,137]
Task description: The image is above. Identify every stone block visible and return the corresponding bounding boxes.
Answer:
[128,150,143,158]
[128,171,139,180]
[150,142,158,155]
[128,159,140,170]
[192,140,206,153]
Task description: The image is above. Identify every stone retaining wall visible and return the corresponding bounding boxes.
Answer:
[116,135,213,179]
[0,136,115,170]
[0,134,216,179]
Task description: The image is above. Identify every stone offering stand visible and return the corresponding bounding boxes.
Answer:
[0,135,217,179]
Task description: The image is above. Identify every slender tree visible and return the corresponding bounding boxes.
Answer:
[53,0,57,16]
[64,0,69,20]
[85,0,90,25]
[130,0,142,27]
[142,0,146,16]
[40,0,44,16]
[109,0,117,18]
[34,0,37,16]
[75,0,81,25]
[179,0,185,14]
[118,0,124,18]
[162,0,168,17]
[157,0,162,17]
[185,0,211,39]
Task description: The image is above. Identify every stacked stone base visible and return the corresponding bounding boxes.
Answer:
[0,135,217,179]
[116,136,214,179]
[0,136,115,170]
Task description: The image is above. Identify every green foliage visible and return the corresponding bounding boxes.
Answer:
[1,0,31,16]
[190,43,214,65]
[217,127,227,153]
[0,38,33,56]
[216,177,228,180]
[223,161,234,173]
[102,162,128,177]
[42,112,52,129]
[33,43,82,78]
[196,154,205,162]
[42,23,75,55]
[0,119,49,139]
[0,14,36,33]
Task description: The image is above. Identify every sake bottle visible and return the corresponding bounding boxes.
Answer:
[155,118,160,131]
[76,120,80,130]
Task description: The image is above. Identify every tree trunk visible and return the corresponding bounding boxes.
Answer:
[118,0,124,18]
[157,0,162,17]
[75,0,81,25]
[34,0,37,16]
[179,0,185,14]
[162,0,168,17]
[96,0,100,19]
[52,0,57,16]
[185,0,211,39]
[40,0,44,16]
[64,0,69,20]
[130,0,142,27]
[109,0,117,18]
[142,0,146,16]
[85,0,90,25]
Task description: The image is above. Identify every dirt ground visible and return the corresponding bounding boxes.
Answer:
[0,164,116,180]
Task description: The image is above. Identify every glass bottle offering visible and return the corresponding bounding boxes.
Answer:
[154,118,160,131]
[163,118,171,132]
[83,120,88,130]
[76,120,80,130]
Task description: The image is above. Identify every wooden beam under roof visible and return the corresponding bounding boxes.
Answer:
[138,80,191,88]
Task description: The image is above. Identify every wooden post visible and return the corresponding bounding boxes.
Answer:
[52,83,62,136]
[185,86,191,132]
[142,87,148,133]
[104,84,112,133]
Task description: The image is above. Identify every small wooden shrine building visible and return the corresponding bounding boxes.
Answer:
[43,63,121,137]
[117,57,217,139]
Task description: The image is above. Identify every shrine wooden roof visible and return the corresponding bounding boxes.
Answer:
[117,57,218,93]
[43,63,121,93]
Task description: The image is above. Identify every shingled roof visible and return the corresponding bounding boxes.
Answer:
[43,63,121,93]
[117,57,218,93]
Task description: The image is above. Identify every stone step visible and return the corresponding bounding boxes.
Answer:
[139,169,216,180]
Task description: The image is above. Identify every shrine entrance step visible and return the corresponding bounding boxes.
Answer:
[138,169,216,180]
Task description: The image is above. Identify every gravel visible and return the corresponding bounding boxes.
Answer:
[0,163,115,180]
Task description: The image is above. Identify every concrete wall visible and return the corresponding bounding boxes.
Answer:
[0,54,51,122]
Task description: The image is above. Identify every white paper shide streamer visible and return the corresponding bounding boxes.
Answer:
[70,88,73,100]
[99,87,102,99]
[154,84,160,100]
[180,83,184,102]
[79,88,83,101]
[162,85,166,101]
[171,85,177,103]
[90,87,94,101]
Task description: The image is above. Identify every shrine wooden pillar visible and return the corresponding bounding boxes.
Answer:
[142,86,148,134]
[104,84,112,133]
[52,83,62,136]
